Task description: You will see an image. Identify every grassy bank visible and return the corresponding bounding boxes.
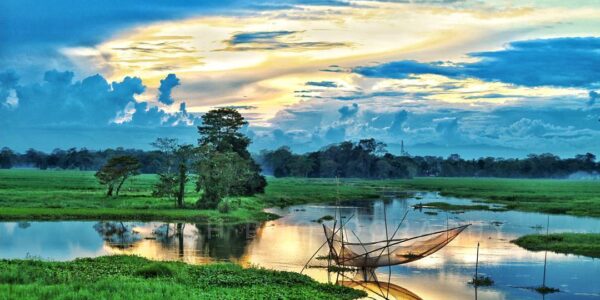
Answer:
[0,169,381,223]
[1,170,599,222]
[0,255,365,299]
[398,177,600,217]
[512,233,600,258]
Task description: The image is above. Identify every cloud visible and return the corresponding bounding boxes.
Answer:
[0,70,19,104]
[0,69,204,150]
[158,73,180,105]
[338,103,358,120]
[589,91,599,106]
[389,110,408,133]
[306,81,339,88]
[354,37,600,88]
[334,91,409,101]
[354,60,460,79]
[219,30,351,51]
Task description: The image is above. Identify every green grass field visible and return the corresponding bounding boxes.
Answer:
[399,177,600,217]
[512,233,600,258]
[1,169,599,222]
[0,255,365,300]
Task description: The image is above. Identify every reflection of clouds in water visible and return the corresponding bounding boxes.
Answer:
[0,221,105,260]
[2,222,17,235]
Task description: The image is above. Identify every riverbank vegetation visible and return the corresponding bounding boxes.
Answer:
[0,255,365,299]
[1,171,599,222]
[512,233,600,258]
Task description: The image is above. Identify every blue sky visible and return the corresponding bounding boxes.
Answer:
[1,0,600,157]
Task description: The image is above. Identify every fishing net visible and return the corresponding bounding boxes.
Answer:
[324,224,469,268]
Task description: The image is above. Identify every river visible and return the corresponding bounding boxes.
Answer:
[1,192,599,299]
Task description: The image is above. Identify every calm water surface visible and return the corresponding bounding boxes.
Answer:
[1,192,599,300]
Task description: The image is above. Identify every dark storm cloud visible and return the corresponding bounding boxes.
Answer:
[354,37,600,88]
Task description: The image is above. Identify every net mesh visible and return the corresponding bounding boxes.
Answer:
[324,224,469,268]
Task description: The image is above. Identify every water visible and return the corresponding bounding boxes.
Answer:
[1,192,599,299]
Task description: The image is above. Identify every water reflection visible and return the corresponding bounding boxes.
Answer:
[1,192,599,299]
[93,222,141,249]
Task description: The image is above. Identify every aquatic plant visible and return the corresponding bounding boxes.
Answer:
[469,275,494,287]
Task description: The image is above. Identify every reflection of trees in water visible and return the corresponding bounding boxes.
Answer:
[93,221,257,260]
[153,223,186,258]
[93,222,141,249]
[17,222,31,229]
[194,223,257,260]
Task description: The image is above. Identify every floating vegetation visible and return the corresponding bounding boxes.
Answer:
[315,255,331,260]
[469,275,494,287]
[533,285,560,294]
[530,225,543,230]
[512,233,600,258]
[424,211,438,215]
[315,215,335,223]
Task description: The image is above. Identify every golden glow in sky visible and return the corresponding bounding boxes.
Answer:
[63,1,600,125]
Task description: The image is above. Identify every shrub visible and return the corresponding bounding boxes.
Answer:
[135,263,174,278]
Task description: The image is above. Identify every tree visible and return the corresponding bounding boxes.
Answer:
[95,156,141,197]
[174,145,196,208]
[0,147,15,169]
[151,138,197,208]
[195,147,253,209]
[198,107,250,158]
[195,108,266,208]
[198,108,267,206]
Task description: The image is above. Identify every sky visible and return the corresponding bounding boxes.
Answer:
[1,0,600,158]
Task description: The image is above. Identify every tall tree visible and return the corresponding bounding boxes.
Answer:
[195,108,266,208]
[95,156,141,197]
[151,138,196,208]
[198,107,250,158]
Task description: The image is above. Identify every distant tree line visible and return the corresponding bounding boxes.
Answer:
[2,138,599,180]
[0,147,166,173]
[256,139,600,179]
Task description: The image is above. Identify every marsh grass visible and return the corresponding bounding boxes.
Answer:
[512,233,600,258]
[0,256,366,300]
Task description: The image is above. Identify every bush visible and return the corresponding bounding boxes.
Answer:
[217,200,231,213]
[135,263,174,278]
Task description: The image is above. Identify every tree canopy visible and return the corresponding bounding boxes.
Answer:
[195,108,266,209]
[95,155,141,197]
